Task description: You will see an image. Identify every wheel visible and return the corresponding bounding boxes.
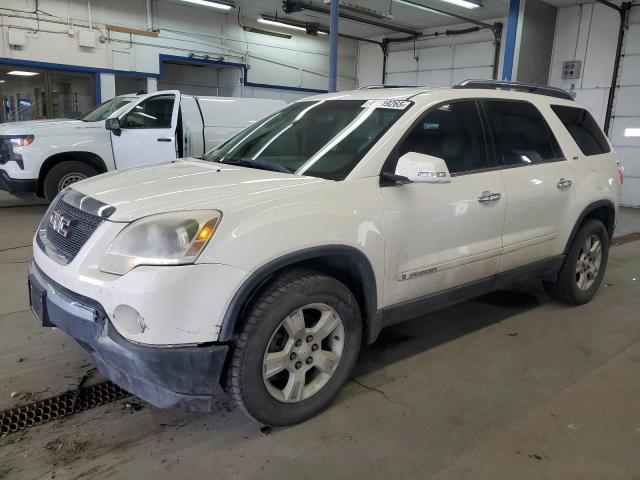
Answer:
[42,161,98,202]
[544,219,609,305]
[226,269,362,426]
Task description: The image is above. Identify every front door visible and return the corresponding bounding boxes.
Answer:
[381,100,506,308]
[111,91,181,169]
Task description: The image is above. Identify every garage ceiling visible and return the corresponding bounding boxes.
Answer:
[232,0,509,37]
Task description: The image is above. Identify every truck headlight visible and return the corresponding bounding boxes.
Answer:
[101,210,222,275]
[9,135,34,147]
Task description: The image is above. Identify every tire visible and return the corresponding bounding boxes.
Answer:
[544,218,609,305]
[42,161,98,202]
[226,269,362,426]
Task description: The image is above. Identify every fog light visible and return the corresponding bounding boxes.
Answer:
[112,304,146,335]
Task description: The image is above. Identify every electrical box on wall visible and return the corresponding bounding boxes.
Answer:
[8,29,27,47]
[561,60,582,80]
[78,29,97,48]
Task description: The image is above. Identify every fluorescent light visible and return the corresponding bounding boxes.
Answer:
[258,17,307,32]
[395,0,480,11]
[178,0,234,10]
[7,71,40,76]
[624,128,640,137]
[394,0,447,14]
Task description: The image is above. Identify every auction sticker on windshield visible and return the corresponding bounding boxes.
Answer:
[362,100,411,110]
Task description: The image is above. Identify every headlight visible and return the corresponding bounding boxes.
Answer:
[100,210,222,275]
[9,135,34,147]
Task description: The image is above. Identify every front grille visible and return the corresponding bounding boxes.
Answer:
[41,195,103,263]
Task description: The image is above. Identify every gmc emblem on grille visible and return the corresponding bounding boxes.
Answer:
[48,211,72,237]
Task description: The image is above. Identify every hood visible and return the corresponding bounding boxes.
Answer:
[0,119,101,135]
[71,159,326,222]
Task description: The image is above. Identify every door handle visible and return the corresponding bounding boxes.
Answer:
[557,178,572,189]
[478,191,501,203]
[157,137,173,142]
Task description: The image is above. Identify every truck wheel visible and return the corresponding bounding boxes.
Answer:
[544,219,609,305]
[226,269,362,426]
[43,161,97,202]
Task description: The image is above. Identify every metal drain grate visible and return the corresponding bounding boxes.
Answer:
[0,381,129,436]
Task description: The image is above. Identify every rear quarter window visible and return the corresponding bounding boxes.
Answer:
[550,105,610,156]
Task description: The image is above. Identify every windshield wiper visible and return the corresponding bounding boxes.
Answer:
[221,158,293,174]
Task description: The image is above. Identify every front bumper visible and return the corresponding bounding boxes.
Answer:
[28,261,230,412]
[0,170,37,195]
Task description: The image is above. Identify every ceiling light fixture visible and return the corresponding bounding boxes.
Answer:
[178,0,235,10]
[396,0,480,11]
[393,0,450,15]
[243,26,292,39]
[259,15,329,35]
[258,17,307,32]
[7,71,40,76]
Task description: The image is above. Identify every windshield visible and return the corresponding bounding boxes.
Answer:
[80,97,134,122]
[205,99,410,180]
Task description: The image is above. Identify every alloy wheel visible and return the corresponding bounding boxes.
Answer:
[575,234,602,291]
[262,303,345,403]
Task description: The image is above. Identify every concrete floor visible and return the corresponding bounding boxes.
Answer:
[0,191,639,480]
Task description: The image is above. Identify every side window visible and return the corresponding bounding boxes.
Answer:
[483,100,563,166]
[123,95,175,129]
[397,101,489,174]
[550,105,610,156]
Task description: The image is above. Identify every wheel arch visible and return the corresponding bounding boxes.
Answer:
[218,245,378,344]
[564,200,616,254]
[37,151,108,196]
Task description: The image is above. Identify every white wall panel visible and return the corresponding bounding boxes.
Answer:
[615,148,640,178]
[613,87,640,117]
[620,54,640,86]
[417,46,453,71]
[453,42,494,68]
[386,71,418,85]
[417,69,452,87]
[620,178,640,206]
[452,67,492,84]
[387,50,418,73]
[624,25,640,55]
[357,43,384,87]
[610,117,640,148]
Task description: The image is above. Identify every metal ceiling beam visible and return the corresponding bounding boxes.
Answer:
[283,1,422,36]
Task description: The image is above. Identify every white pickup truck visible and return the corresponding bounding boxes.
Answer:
[0,90,285,201]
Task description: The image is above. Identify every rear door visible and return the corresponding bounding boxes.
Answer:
[111,90,181,169]
[481,99,574,272]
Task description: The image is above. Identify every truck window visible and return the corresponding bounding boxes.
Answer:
[397,101,489,174]
[483,100,563,166]
[550,105,610,156]
[80,97,133,122]
[123,95,175,129]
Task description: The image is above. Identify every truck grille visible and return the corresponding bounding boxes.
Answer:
[37,194,104,264]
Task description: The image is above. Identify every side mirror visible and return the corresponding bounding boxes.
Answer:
[384,152,451,185]
[105,117,121,136]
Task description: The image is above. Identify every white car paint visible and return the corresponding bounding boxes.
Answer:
[0,91,286,196]
[32,86,621,350]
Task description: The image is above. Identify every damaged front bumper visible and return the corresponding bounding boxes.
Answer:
[28,261,229,412]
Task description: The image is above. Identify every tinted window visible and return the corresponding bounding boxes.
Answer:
[484,100,562,165]
[124,95,175,128]
[551,105,610,156]
[397,101,489,174]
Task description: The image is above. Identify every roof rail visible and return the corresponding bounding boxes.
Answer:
[453,79,574,101]
[358,84,423,90]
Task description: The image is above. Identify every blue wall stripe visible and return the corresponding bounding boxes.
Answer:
[502,0,521,81]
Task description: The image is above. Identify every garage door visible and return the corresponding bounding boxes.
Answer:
[385,41,495,87]
[610,21,640,207]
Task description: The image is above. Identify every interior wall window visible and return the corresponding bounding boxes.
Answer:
[550,105,610,156]
[483,100,563,166]
[397,101,489,174]
[123,95,175,129]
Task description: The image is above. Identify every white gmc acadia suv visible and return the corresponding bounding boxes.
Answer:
[29,81,621,426]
